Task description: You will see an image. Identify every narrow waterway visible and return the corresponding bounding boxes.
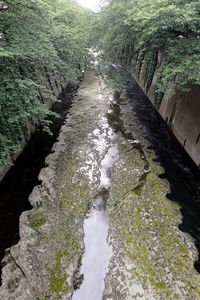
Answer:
[1,68,200,299]
[73,87,118,300]
[73,199,111,300]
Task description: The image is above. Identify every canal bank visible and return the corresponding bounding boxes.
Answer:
[1,69,200,299]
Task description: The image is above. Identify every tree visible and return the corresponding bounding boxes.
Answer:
[95,0,200,105]
[0,0,90,164]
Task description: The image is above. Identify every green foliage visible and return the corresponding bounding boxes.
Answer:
[95,0,200,106]
[29,211,46,229]
[0,0,89,164]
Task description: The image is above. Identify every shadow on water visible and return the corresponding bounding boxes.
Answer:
[0,81,78,284]
[106,94,150,201]
[106,65,200,273]
[107,91,149,172]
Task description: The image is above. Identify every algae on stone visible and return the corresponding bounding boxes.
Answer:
[29,211,46,230]
[106,99,200,299]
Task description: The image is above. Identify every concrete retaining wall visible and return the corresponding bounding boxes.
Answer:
[132,59,200,168]
[159,86,200,167]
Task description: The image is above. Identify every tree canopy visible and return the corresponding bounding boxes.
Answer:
[1,0,200,164]
[94,0,200,105]
[0,0,90,164]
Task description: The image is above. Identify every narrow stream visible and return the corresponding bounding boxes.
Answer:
[1,67,200,298]
[73,89,119,300]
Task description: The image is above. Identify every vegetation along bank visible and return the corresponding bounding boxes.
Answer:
[94,0,200,166]
[0,0,91,179]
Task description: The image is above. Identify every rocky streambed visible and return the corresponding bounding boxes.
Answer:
[1,69,200,299]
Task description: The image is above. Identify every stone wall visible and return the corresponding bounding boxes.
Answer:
[132,59,200,168]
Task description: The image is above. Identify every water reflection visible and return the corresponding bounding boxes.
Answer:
[73,89,118,300]
[72,199,111,300]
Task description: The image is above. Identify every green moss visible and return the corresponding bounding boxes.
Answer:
[29,211,46,229]
[109,137,200,297]
[49,272,68,295]
[48,251,69,297]
[154,280,167,290]
[46,152,94,297]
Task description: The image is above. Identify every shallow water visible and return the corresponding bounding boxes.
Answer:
[73,89,119,300]
[72,200,111,300]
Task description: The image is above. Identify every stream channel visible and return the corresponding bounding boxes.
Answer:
[73,131,117,300]
[1,67,200,299]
